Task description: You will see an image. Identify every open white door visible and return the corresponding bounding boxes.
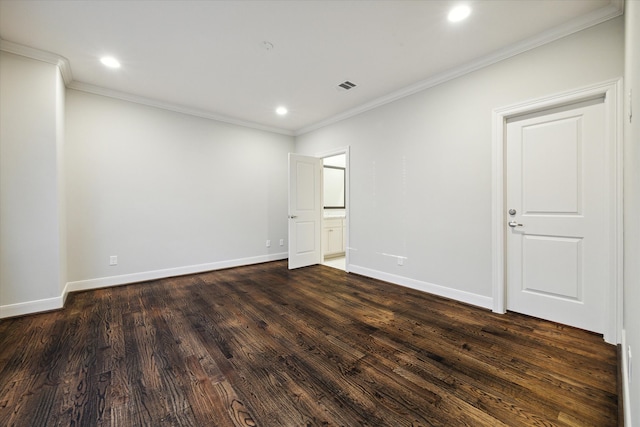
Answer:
[288,153,322,269]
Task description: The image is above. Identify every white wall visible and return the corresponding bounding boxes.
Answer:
[0,52,66,312]
[295,18,624,306]
[624,1,640,425]
[65,90,294,286]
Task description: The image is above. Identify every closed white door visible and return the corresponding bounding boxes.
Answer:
[288,153,322,269]
[506,98,609,334]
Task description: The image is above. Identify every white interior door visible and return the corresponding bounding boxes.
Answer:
[288,153,322,269]
[506,98,609,334]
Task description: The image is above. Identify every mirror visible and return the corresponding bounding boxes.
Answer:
[324,166,345,209]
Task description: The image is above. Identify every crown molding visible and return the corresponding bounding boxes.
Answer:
[295,1,624,136]
[0,0,624,139]
[0,39,73,85]
[0,38,293,137]
[67,81,295,136]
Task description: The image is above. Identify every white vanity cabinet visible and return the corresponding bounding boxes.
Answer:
[323,217,345,257]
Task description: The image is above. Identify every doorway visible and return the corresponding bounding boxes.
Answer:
[322,153,346,271]
[321,148,349,272]
[287,147,350,272]
[492,80,622,344]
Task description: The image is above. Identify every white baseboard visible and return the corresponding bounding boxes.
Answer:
[0,294,65,319]
[0,252,288,319]
[66,252,288,293]
[348,264,493,310]
[621,329,633,427]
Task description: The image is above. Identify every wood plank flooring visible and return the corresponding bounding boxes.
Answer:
[0,260,618,426]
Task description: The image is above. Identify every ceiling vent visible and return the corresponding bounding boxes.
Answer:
[337,80,357,91]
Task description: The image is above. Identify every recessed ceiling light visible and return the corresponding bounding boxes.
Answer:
[276,106,288,116]
[100,56,121,68]
[448,5,471,23]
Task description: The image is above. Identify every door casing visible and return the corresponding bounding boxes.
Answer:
[491,79,623,344]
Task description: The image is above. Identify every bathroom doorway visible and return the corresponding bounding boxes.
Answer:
[321,149,349,271]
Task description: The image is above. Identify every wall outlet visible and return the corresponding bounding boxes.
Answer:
[397,257,404,266]
[266,240,271,248]
[109,255,118,266]
[279,239,284,246]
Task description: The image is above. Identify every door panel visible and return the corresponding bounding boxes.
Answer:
[522,118,581,214]
[506,99,608,334]
[288,154,322,269]
[522,235,582,300]
[295,221,316,254]
[295,161,316,210]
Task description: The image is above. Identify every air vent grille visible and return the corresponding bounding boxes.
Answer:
[337,81,357,91]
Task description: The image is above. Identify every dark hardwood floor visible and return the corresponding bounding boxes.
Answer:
[0,261,617,426]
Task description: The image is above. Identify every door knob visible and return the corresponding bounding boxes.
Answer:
[288,215,298,219]
[508,221,523,228]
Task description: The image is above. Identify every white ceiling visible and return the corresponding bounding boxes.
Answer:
[0,0,622,135]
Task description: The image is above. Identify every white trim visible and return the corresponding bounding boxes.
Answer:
[0,39,73,85]
[66,81,295,137]
[0,253,287,319]
[0,39,293,137]
[349,264,493,310]
[621,329,633,427]
[611,78,625,345]
[0,295,64,319]
[315,146,351,162]
[491,79,623,344]
[295,3,623,136]
[316,146,351,273]
[66,252,287,293]
[620,329,631,427]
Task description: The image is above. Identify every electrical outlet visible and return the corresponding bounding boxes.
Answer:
[279,239,284,246]
[397,257,404,266]
[266,240,271,248]
[109,255,118,266]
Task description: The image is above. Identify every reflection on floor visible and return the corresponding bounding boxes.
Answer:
[322,256,345,271]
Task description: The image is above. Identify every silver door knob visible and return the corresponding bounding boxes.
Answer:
[288,215,298,219]
[508,221,523,228]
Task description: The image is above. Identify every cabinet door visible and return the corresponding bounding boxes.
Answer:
[326,227,343,255]
[322,228,330,255]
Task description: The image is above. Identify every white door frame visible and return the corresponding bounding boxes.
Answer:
[316,146,350,272]
[491,79,623,344]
